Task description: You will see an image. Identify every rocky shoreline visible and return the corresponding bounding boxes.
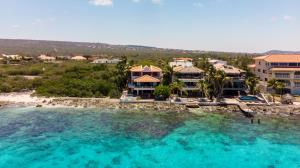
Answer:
[1,92,300,119]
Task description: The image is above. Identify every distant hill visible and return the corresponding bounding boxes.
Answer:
[266,50,300,55]
[0,38,196,57]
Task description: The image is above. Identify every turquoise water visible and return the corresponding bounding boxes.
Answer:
[0,107,300,168]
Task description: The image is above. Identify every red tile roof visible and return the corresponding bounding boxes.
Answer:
[133,75,160,83]
[254,54,300,63]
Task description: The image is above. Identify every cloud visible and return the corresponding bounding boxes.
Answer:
[283,15,293,21]
[194,2,204,7]
[89,0,113,6]
[11,24,21,29]
[270,16,278,22]
[270,15,295,22]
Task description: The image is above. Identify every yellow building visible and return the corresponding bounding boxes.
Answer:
[249,54,300,95]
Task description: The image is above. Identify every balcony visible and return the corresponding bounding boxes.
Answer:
[128,83,158,90]
[295,75,300,79]
[275,75,290,79]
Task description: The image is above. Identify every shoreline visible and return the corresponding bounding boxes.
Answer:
[1,92,300,120]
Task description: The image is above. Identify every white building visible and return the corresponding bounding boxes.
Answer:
[38,55,56,62]
[71,56,87,61]
[208,59,228,65]
[92,58,121,64]
[169,58,193,68]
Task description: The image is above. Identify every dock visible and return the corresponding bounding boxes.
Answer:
[237,102,256,117]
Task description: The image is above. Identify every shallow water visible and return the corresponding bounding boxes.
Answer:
[0,107,300,168]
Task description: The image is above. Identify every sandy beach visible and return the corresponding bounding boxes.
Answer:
[0,92,53,107]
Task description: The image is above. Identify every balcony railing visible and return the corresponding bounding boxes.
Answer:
[275,75,290,79]
[294,75,300,79]
[128,84,157,88]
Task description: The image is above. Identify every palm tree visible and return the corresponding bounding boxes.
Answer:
[197,80,205,98]
[267,79,285,102]
[162,64,174,86]
[245,77,259,95]
[276,82,285,97]
[170,80,184,95]
[213,70,231,101]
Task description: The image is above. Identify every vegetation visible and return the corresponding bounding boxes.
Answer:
[267,79,285,101]
[0,62,121,98]
[170,81,184,95]
[154,85,171,100]
[245,77,260,95]
[200,66,231,101]
[115,56,132,91]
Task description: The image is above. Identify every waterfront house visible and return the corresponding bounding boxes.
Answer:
[173,66,204,97]
[38,55,56,63]
[169,58,193,68]
[249,54,300,95]
[71,56,87,61]
[128,65,163,99]
[211,61,246,95]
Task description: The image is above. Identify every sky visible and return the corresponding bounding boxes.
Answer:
[0,0,299,53]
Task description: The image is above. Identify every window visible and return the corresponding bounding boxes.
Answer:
[263,70,266,74]
[132,72,140,76]
[279,63,288,67]
[258,69,261,72]
[271,63,279,67]
[275,73,290,78]
[289,63,297,67]
[265,78,268,81]
[259,61,261,65]
[295,82,300,87]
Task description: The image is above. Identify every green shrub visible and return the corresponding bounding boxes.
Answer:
[154,85,170,101]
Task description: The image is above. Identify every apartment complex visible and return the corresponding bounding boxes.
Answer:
[210,60,246,95]
[249,54,300,95]
[169,58,204,97]
[173,66,204,97]
[128,65,163,99]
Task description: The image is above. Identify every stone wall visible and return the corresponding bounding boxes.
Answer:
[120,102,188,113]
[198,105,241,113]
[49,98,187,112]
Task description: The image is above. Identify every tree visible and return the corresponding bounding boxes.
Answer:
[212,69,231,101]
[154,85,171,101]
[162,64,174,86]
[170,80,184,95]
[195,56,210,72]
[199,65,230,101]
[115,56,131,91]
[267,79,285,102]
[245,77,259,95]
[197,80,206,98]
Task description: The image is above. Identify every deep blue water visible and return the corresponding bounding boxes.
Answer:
[0,107,300,168]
